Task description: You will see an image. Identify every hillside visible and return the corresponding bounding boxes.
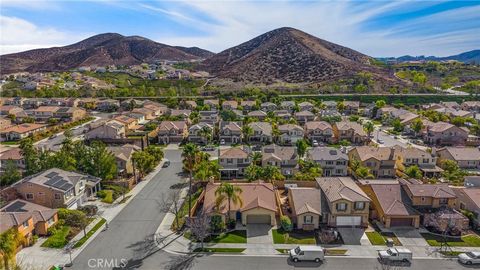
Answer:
[0,33,213,74]
[199,27,394,84]
[378,49,480,64]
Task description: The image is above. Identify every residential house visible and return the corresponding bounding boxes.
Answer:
[11,168,101,209]
[183,100,197,110]
[262,144,298,177]
[294,110,315,125]
[304,121,334,143]
[0,212,35,246]
[280,101,296,112]
[441,101,460,110]
[247,110,267,121]
[3,97,25,107]
[219,121,243,144]
[219,147,251,179]
[274,110,292,121]
[1,199,58,236]
[199,111,219,125]
[348,146,397,178]
[376,106,397,119]
[0,116,12,130]
[323,101,337,110]
[222,100,238,110]
[298,101,314,112]
[453,188,480,226]
[248,122,273,144]
[423,121,468,146]
[240,100,256,112]
[316,177,370,227]
[277,124,304,145]
[0,124,47,141]
[169,109,191,120]
[108,144,140,175]
[461,101,480,113]
[157,121,188,144]
[288,188,322,230]
[27,106,60,122]
[307,147,348,177]
[0,147,25,173]
[401,181,457,209]
[204,99,219,110]
[333,121,369,144]
[23,98,45,109]
[144,102,168,116]
[393,146,443,177]
[389,109,420,125]
[436,147,480,170]
[120,99,144,110]
[96,99,119,112]
[113,115,138,130]
[132,107,156,120]
[203,182,276,225]
[0,105,24,116]
[188,122,214,145]
[260,102,277,112]
[85,120,126,140]
[343,101,360,115]
[54,107,87,121]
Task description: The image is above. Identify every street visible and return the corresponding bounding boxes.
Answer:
[71,149,185,270]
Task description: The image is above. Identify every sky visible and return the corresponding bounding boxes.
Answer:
[1,0,479,57]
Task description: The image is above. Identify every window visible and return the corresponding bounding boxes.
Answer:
[304,215,313,224]
[26,193,34,200]
[22,221,29,228]
[336,203,347,211]
[54,193,62,200]
[355,202,365,210]
[439,198,448,205]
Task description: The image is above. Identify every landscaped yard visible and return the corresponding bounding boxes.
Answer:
[421,233,480,247]
[73,218,107,248]
[209,230,247,243]
[272,229,316,245]
[172,187,203,231]
[366,231,402,246]
[41,226,71,248]
[193,248,245,253]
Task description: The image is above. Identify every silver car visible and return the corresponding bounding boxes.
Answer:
[458,252,480,265]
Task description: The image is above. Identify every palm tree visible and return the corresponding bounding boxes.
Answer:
[242,125,254,143]
[182,143,199,217]
[215,183,243,223]
[194,160,220,182]
[199,126,212,145]
[250,152,263,166]
[363,121,375,138]
[0,229,22,270]
[261,165,285,183]
[355,166,374,179]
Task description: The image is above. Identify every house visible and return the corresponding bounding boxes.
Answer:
[262,144,298,177]
[183,100,197,110]
[219,147,251,179]
[423,121,468,146]
[204,99,219,110]
[307,147,348,177]
[362,183,420,228]
[333,121,369,144]
[461,101,480,112]
[157,121,188,144]
[240,100,256,111]
[260,102,277,112]
[277,124,304,145]
[294,110,315,124]
[143,102,168,116]
[219,121,243,144]
[54,107,87,121]
[436,147,480,170]
[348,146,397,178]
[0,147,25,173]
[222,100,238,110]
[188,122,214,145]
[298,101,314,112]
[248,122,273,144]
[343,101,360,115]
[113,115,138,130]
[0,212,35,246]
[107,144,139,175]
[85,120,126,140]
[27,106,60,121]
[0,105,24,116]
[23,98,45,109]
[0,124,47,141]
[131,107,156,120]
[389,109,420,125]
[280,101,296,112]
[120,99,144,110]
[247,110,267,121]
[169,109,191,120]
[401,181,457,209]
[441,101,460,110]
[316,177,370,227]
[274,110,292,121]
[323,101,337,110]
[376,106,397,119]
[393,146,443,178]
[288,188,322,230]
[1,199,58,236]
[0,116,12,130]
[199,111,219,125]
[453,188,480,227]
[10,168,101,209]
[203,182,277,226]
[96,99,119,112]
[305,121,334,144]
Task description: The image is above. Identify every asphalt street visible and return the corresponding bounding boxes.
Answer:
[71,149,185,270]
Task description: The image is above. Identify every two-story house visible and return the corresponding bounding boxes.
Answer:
[0,147,25,174]
[222,100,238,111]
[280,101,296,113]
[298,101,314,112]
[107,144,141,176]
[248,122,273,144]
[277,124,304,145]
[287,187,322,230]
[27,106,60,122]
[204,99,219,110]
[307,147,348,177]
[274,110,292,121]
[199,111,219,125]
[436,147,480,170]
[333,121,369,144]
[348,146,397,178]
[294,110,315,125]
[86,120,126,140]
[304,121,334,144]
[219,147,251,179]
[0,123,47,141]
[401,181,457,209]
[262,144,298,177]
[188,122,214,145]
[393,146,443,178]
[240,100,256,112]
[316,177,370,227]
[247,110,267,121]
[422,121,468,146]
[343,101,360,115]
[157,121,188,144]
[219,121,243,144]
[260,102,277,112]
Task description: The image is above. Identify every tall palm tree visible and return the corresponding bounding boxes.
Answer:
[215,183,243,223]
[250,152,263,166]
[182,143,199,217]
[363,121,375,138]
[199,126,212,145]
[242,125,254,143]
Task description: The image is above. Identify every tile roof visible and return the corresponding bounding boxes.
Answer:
[289,188,322,215]
[14,168,99,192]
[1,199,57,224]
[248,122,272,136]
[439,147,480,161]
[351,146,395,161]
[220,147,249,159]
[0,147,23,160]
[307,147,348,161]
[262,144,297,161]
[0,123,46,134]
[335,121,366,136]
[370,184,419,216]
[305,121,332,131]
[0,212,32,234]
[158,121,186,131]
[316,177,370,203]
[278,124,303,132]
[403,183,456,199]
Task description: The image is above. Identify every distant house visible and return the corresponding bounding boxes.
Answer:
[333,121,369,144]
[0,116,12,130]
[298,101,314,112]
[393,146,443,177]
[183,100,197,110]
[188,122,214,145]
[1,199,58,236]
[307,147,348,177]
[388,109,420,125]
[348,146,397,178]
[0,105,25,116]
[219,147,251,179]
[262,144,298,177]
[96,99,119,112]
[240,100,256,112]
[0,147,25,173]
[157,121,188,144]
[0,123,47,141]
[199,111,219,125]
[294,110,315,125]
[248,122,273,144]
[461,101,480,112]
[277,124,304,145]
[222,100,238,110]
[113,115,139,130]
[260,102,277,112]
[280,101,296,112]
[204,99,219,110]
[422,121,468,146]
[27,106,60,122]
[247,110,267,121]
[304,121,334,144]
[54,107,87,122]
[85,120,126,140]
[274,110,292,121]
[219,121,243,144]
[436,147,480,170]
[288,187,322,230]
[343,101,360,115]
[131,107,156,120]
[169,109,191,120]
[108,144,140,175]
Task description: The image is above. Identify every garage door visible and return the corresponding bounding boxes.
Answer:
[247,215,271,224]
[390,218,413,227]
[336,216,362,226]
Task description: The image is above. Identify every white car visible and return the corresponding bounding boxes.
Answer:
[312,140,319,147]
[458,252,480,265]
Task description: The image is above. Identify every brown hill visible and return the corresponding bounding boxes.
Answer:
[200,27,392,84]
[0,33,213,74]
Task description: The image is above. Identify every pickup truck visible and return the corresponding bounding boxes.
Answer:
[378,248,412,263]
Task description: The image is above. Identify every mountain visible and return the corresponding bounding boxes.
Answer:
[199,27,391,84]
[0,33,213,74]
[377,50,480,64]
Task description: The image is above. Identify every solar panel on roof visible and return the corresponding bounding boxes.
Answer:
[61,183,74,191]
[51,175,63,182]
[44,178,58,186]
[52,179,68,188]
[45,172,58,178]
[5,201,27,212]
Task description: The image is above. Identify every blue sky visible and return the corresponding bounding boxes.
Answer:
[1,0,479,56]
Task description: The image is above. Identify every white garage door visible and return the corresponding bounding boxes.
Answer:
[336,216,362,226]
[247,215,271,224]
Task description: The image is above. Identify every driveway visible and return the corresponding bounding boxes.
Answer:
[390,228,429,246]
[247,224,272,244]
[337,227,365,245]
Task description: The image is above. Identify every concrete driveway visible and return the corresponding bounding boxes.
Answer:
[391,228,428,246]
[337,228,365,245]
[247,224,273,244]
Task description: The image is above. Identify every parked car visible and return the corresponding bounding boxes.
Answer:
[312,140,319,147]
[378,248,412,263]
[377,139,384,144]
[458,252,480,265]
[202,145,215,151]
[220,139,225,145]
[162,159,170,168]
[289,246,325,263]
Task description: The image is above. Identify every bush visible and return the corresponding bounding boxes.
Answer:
[101,190,114,203]
[96,190,107,199]
[227,219,236,229]
[210,215,225,232]
[103,184,127,200]
[58,208,87,227]
[280,216,293,232]
[79,205,99,216]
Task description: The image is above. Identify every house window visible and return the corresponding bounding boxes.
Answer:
[55,193,62,200]
[26,193,34,200]
[336,203,347,211]
[421,197,426,202]
[22,220,29,228]
[439,198,448,205]
[304,215,313,224]
[354,202,365,210]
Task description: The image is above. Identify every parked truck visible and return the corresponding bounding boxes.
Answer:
[378,248,412,262]
[289,246,325,263]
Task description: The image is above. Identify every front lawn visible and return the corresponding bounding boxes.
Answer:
[73,218,106,248]
[209,230,247,244]
[193,248,245,253]
[421,233,480,247]
[41,226,71,248]
[366,231,402,246]
[272,229,316,245]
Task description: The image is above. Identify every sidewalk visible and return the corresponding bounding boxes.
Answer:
[16,161,166,269]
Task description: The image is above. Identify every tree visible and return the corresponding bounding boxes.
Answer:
[355,166,374,179]
[296,139,308,158]
[261,165,285,182]
[215,183,243,223]
[160,189,182,230]
[250,152,262,166]
[182,143,199,218]
[88,141,117,180]
[280,216,293,232]
[187,213,211,249]
[145,145,164,162]
[59,209,89,237]
[0,228,23,270]
[392,119,404,133]
[242,125,254,143]
[294,160,322,181]
[375,100,386,109]
[410,118,424,137]
[363,121,374,138]
[19,138,41,175]
[405,165,422,179]
[0,160,22,187]
[199,126,212,145]
[245,164,262,181]
[194,160,220,182]
[132,151,155,178]
[441,160,466,185]
[337,101,345,112]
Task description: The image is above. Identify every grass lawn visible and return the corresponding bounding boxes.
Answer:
[366,231,402,246]
[209,230,247,244]
[325,249,348,255]
[439,251,462,257]
[101,190,114,203]
[276,249,289,254]
[171,188,203,231]
[193,248,245,253]
[421,233,480,247]
[73,218,106,248]
[41,226,71,248]
[0,141,19,145]
[272,229,316,245]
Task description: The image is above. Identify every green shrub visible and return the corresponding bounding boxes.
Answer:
[280,216,293,232]
[103,184,127,200]
[101,190,114,203]
[41,226,70,248]
[96,190,107,199]
[210,215,225,232]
